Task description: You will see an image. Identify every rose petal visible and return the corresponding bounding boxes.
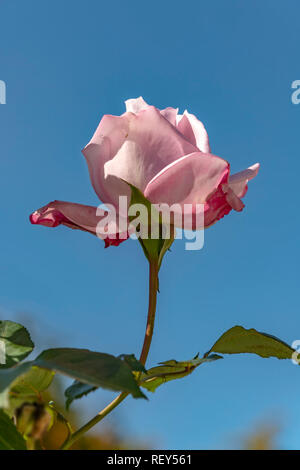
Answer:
[176,111,210,153]
[204,185,233,228]
[102,106,198,200]
[125,97,178,126]
[144,152,229,229]
[223,185,245,211]
[228,163,260,197]
[125,96,149,113]
[204,164,259,227]
[82,114,132,208]
[145,152,229,204]
[160,107,178,126]
[29,201,129,247]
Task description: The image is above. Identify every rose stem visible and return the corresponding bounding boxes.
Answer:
[60,259,158,450]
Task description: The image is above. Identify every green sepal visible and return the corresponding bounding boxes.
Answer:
[126,182,175,267]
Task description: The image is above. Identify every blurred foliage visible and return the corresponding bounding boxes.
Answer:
[239,420,281,450]
[48,380,149,450]
[0,316,150,450]
[13,377,149,450]
[241,424,280,450]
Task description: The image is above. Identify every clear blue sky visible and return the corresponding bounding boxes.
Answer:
[1,0,300,449]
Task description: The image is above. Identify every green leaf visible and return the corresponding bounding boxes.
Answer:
[0,409,27,450]
[140,353,222,392]
[126,182,175,266]
[65,381,97,410]
[8,366,54,414]
[0,320,34,368]
[10,366,54,397]
[65,353,146,409]
[35,348,146,399]
[0,363,32,408]
[118,354,147,373]
[206,325,298,360]
[48,401,72,436]
[2,349,146,411]
[0,363,54,412]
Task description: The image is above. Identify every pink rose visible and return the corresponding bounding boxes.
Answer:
[30,97,259,245]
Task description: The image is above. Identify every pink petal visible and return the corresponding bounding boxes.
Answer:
[221,184,245,212]
[144,152,230,229]
[125,96,149,113]
[204,184,234,228]
[145,152,229,204]
[100,106,198,200]
[228,163,260,197]
[125,97,178,126]
[29,201,129,248]
[202,183,244,229]
[203,188,230,227]
[160,107,178,126]
[176,111,210,153]
[204,164,260,227]
[82,114,132,208]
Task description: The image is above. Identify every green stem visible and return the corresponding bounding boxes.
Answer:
[139,260,158,365]
[60,260,158,450]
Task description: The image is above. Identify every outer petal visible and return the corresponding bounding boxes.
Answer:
[82,114,131,209]
[204,163,260,227]
[202,185,243,228]
[176,111,210,153]
[144,152,229,205]
[29,201,129,248]
[228,163,260,197]
[144,152,230,229]
[203,185,233,228]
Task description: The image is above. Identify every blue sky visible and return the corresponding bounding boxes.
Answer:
[1,0,300,449]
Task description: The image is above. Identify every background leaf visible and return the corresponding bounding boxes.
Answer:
[65,381,97,410]
[206,325,298,360]
[0,363,54,412]
[10,366,54,397]
[0,320,34,368]
[35,348,146,399]
[0,363,32,408]
[8,366,55,415]
[0,409,27,450]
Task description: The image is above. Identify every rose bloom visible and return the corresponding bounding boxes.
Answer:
[30,97,259,246]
